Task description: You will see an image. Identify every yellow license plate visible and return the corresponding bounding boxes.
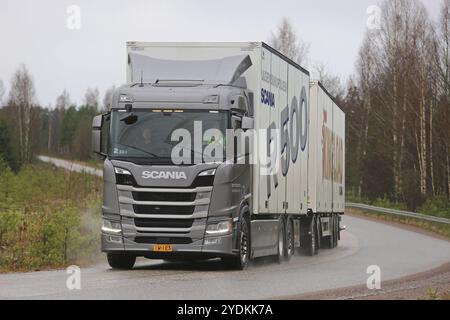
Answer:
[152,244,173,252]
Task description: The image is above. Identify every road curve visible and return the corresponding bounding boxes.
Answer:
[13,156,446,299]
[37,155,103,177]
[0,214,449,300]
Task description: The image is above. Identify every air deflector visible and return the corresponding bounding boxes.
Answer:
[128,53,252,85]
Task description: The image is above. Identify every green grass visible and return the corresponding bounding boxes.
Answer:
[0,160,102,272]
[346,192,450,219]
[419,194,450,219]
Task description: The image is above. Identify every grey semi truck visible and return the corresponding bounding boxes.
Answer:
[92,42,345,270]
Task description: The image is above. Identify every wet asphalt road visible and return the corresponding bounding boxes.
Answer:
[1,214,449,300]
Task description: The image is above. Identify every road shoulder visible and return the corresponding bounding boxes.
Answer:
[277,262,450,300]
[277,212,450,300]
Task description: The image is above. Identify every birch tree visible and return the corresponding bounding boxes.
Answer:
[84,87,99,111]
[0,79,5,104]
[8,65,36,164]
[102,85,116,111]
[56,90,71,110]
[312,63,344,98]
[345,0,448,207]
[436,0,450,197]
[48,90,70,153]
[355,36,377,198]
[269,17,310,66]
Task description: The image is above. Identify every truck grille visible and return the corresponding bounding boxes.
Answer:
[116,182,212,236]
[134,218,194,229]
[133,205,195,215]
[134,236,192,244]
[132,192,196,202]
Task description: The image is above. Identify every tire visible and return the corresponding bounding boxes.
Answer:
[337,215,342,241]
[316,216,321,251]
[222,215,250,270]
[324,214,335,249]
[276,218,286,263]
[334,215,339,247]
[107,252,136,270]
[285,218,294,260]
[307,216,318,256]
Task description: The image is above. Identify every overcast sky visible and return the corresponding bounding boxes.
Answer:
[0,0,443,107]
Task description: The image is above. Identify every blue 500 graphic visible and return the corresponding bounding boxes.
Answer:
[266,86,308,199]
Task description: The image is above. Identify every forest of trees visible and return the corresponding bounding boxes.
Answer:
[344,0,449,210]
[268,0,449,211]
[0,66,114,171]
[0,0,448,212]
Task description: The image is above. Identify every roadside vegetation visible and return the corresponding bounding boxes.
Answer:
[346,191,450,239]
[0,160,102,272]
[347,192,450,219]
[346,207,450,240]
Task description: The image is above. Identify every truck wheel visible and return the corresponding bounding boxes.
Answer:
[316,216,322,250]
[285,218,294,260]
[337,215,342,241]
[307,216,318,256]
[324,214,335,249]
[222,217,249,270]
[334,215,339,247]
[107,252,136,270]
[276,218,285,263]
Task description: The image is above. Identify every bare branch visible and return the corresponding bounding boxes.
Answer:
[268,17,310,66]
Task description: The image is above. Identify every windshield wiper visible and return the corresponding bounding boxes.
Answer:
[118,143,161,158]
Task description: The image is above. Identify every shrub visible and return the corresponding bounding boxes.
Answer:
[0,162,102,272]
[419,194,450,219]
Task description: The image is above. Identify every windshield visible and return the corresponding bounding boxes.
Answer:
[109,110,228,164]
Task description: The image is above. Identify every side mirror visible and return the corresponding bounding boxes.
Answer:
[247,92,254,117]
[241,116,254,130]
[92,115,105,156]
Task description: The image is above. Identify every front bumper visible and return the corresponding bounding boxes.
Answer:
[101,232,234,258]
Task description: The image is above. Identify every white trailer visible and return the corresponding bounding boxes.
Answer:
[309,81,346,213]
[308,81,346,249]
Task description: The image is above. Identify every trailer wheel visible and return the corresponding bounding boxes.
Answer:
[316,216,322,250]
[334,215,339,247]
[107,252,136,270]
[324,214,335,249]
[337,215,341,241]
[276,218,285,263]
[222,216,249,270]
[285,218,294,260]
[307,216,318,256]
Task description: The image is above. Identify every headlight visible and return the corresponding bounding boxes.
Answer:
[115,167,131,175]
[205,219,232,236]
[115,167,135,185]
[102,220,122,234]
[199,168,216,176]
